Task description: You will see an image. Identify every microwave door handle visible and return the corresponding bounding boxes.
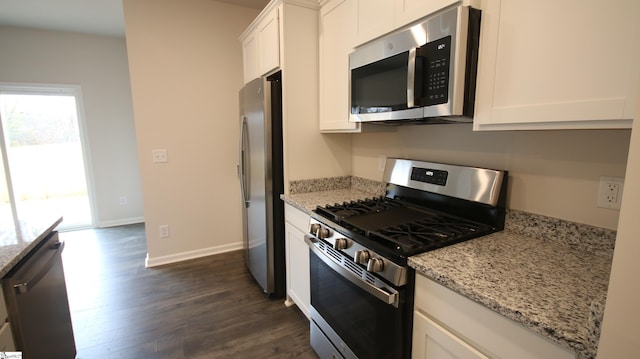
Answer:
[407,47,417,108]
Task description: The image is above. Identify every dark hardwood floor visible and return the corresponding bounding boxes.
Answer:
[60,224,317,358]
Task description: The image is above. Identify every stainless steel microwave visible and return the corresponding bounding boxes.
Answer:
[349,5,481,124]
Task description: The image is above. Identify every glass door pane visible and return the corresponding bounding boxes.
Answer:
[0,93,92,229]
[0,148,15,234]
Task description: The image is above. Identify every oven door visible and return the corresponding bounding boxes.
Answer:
[306,235,410,359]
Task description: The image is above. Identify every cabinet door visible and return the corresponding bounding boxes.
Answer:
[474,0,639,130]
[258,6,281,76]
[352,0,395,47]
[413,310,489,359]
[320,0,361,132]
[242,30,259,84]
[285,221,311,318]
[0,323,14,352]
[414,275,577,359]
[394,0,458,27]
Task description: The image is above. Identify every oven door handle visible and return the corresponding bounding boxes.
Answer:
[305,235,399,307]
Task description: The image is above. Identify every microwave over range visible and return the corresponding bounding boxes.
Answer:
[349,5,481,124]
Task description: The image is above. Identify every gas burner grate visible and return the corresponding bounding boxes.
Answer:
[315,197,401,222]
[313,195,496,257]
[371,214,491,251]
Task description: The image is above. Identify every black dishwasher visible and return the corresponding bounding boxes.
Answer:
[2,230,76,358]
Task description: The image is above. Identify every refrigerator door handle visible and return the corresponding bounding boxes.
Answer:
[239,116,250,208]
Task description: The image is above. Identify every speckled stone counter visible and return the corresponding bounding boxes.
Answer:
[409,211,614,359]
[0,217,63,277]
[281,176,614,359]
[282,176,386,214]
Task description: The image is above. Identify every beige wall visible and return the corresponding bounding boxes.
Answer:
[123,0,259,265]
[352,125,630,230]
[279,3,352,185]
[0,26,144,227]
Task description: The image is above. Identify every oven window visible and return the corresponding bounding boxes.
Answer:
[310,251,406,359]
[351,52,409,114]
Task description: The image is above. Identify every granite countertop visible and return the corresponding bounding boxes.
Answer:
[0,217,63,277]
[409,217,613,359]
[282,188,381,214]
[281,177,614,359]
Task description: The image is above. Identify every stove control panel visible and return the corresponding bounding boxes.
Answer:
[366,258,385,273]
[353,250,371,265]
[333,238,350,250]
[411,167,448,186]
[307,218,407,287]
[310,223,333,239]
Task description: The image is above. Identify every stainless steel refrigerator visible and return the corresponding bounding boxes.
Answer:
[238,72,285,297]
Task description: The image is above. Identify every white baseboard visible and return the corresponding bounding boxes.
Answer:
[97,217,145,228]
[144,241,244,267]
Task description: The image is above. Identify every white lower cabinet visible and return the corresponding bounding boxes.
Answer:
[0,287,15,351]
[319,0,361,132]
[412,274,576,359]
[413,311,488,359]
[284,204,311,318]
[0,323,14,351]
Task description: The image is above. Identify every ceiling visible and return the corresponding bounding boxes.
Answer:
[0,0,270,38]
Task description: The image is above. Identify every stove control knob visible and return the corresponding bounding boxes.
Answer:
[367,258,385,273]
[353,250,371,265]
[317,227,332,239]
[333,238,349,250]
[309,223,321,235]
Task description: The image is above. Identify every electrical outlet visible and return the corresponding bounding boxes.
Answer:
[159,225,170,238]
[119,196,127,205]
[597,176,624,210]
[152,149,168,163]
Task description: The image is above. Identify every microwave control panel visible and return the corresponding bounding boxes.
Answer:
[421,36,451,106]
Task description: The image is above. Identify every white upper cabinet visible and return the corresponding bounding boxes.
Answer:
[241,30,259,84]
[394,0,460,27]
[474,0,640,130]
[352,0,395,47]
[240,4,282,83]
[258,6,281,76]
[352,0,463,47]
[319,0,361,132]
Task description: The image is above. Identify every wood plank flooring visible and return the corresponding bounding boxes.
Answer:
[60,224,317,358]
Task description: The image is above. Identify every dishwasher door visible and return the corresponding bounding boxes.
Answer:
[2,231,76,359]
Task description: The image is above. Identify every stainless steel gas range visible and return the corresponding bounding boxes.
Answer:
[305,158,508,359]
